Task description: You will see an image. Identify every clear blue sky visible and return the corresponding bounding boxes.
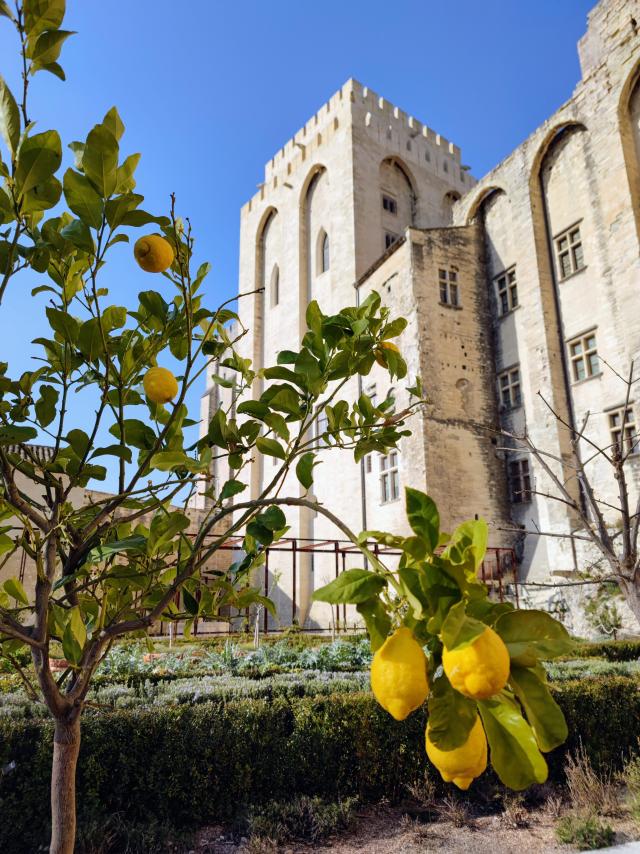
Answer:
[0,0,595,489]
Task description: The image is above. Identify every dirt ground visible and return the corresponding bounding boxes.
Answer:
[192,802,640,854]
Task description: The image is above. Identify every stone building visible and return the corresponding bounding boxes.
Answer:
[200,0,640,632]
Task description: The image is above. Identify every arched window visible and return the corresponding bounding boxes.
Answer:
[270,264,279,307]
[321,231,330,273]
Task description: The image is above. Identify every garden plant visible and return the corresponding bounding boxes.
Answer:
[0,2,573,852]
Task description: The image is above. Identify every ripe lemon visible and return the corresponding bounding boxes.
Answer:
[134,234,174,273]
[143,367,178,404]
[442,626,510,700]
[426,715,487,790]
[370,627,429,721]
[374,340,400,368]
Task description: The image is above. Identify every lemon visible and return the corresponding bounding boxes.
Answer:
[374,340,400,368]
[134,234,174,273]
[370,627,429,721]
[426,715,487,790]
[143,367,178,404]
[442,626,510,700]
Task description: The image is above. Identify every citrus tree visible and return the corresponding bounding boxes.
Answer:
[0,3,571,853]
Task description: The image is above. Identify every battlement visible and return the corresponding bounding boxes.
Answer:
[242,78,470,217]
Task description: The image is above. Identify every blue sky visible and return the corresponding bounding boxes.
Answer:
[0,0,595,490]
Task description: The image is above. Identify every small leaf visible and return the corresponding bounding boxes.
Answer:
[441,600,487,651]
[3,577,28,606]
[256,436,286,460]
[219,479,246,500]
[63,168,103,229]
[405,488,439,553]
[312,568,386,604]
[427,671,478,750]
[82,124,118,198]
[509,665,568,752]
[356,597,391,652]
[495,610,574,666]
[30,29,74,67]
[295,452,317,489]
[15,130,62,196]
[0,75,20,156]
[0,425,38,445]
[61,606,87,666]
[24,0,66,37]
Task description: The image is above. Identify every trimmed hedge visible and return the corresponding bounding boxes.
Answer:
[574,638,640,662]
[1,677,639,853]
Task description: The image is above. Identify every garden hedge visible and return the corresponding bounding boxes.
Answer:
[1,677,639,853]
[573,638,640,661]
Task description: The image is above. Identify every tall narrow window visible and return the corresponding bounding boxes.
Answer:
[382,194,398,215]
[498,366,522,409]
[384,231,400,250]
[270,265,279,307]
[316,409,330,448]
[509,458,532,504]
[438,268,459,307]
[568,330,600,382]
[494,266,518,315]
[608,406,639,457]
[321,232,330,273]
[380,451,400,503]
[555,224,585,280]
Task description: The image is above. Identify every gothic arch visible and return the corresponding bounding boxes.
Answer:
[316,228,329,275]
[299,165,329,319]
[270,263,280,307]
[465,185,507,224]
[442,190,462,224]
[618,58,640,245]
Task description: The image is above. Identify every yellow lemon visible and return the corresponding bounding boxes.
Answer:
[134,234,174,273]
[374,340,400,368]
[426,715,487,790]
[370,627,429,721]
[442,626,510,700]
[143,367,178,404]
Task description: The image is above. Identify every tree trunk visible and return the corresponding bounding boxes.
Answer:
[50,712,81,854]
[621,577,640,627]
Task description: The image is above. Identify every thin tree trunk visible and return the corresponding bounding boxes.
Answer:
[621,578,640,627]
[50,712,81,854]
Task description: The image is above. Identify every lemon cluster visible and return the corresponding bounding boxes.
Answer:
[371,625,510,790]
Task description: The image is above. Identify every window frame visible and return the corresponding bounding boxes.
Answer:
[608,405,639,458]
[494,266,518,316]
[320,231,330,273]
[567,329,600,383]
[554,222,586,281]
[384,231,401,251]
[379,450,400,504]
[498,366,522,410]
[438,267,460,308]
[509,458,532,504]
[381,193,398,216]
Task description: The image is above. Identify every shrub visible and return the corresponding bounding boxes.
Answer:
[555,814,615,849]
[572,638,640,662]
[240,794,357,844]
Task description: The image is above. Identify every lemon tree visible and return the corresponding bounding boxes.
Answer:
[313,489,573,792]
[0,4,419,852]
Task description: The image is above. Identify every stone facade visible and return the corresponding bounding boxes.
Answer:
[200,0,640,631]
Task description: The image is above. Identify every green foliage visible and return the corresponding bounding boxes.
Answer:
[570,638,640,662]
[241,794,357,845]
[0,677,637,851]
[555,814,615,850]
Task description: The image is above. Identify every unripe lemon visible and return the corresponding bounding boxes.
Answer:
[442,626,510,700]
[370,627,429,721]
[143,367,178,404]
[374,340,400,368]
[134,234,174,273]
[426,715,487,790]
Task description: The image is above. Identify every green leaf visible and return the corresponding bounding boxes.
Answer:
[60,218,94,253]
[66,428,90,458]
[63,168,103,229]
[296,452,317,489]
[182,588,199,615]
[446,519,489,572]
[0,425,37,445]
[24,0,66,37]
[427,671,478,749]
[87,535,146,562]
[21,174,62,212]
[0,75,20,156]
[495,610,574,666]
[102,106,125,141]
[256,505,286,531]
[256,436,286,460]
[150,451,191,472]
[105,192,143,229]
[397,565,430,620]
[405,488,439,553]
[0,2,16,21]
[219,479,247,500]
[115,153,141,193]
[90,444,132,464]
[30,29,74,67]
[35,61,65,80]
[45,306,79,343]
[77,318,105,361]
[109,418,155,450]
[478,692,548,790]
[82,124,118,198]
[148,511,190,556]
[119,209,170,228]
[356,596,391,652]
[312,568,386,604]
[61,605,87,666]
[509,665,568,753]
[440,600,487,651]
[3,577,28,606]
[34,383,58,427]
[15,130,62,196]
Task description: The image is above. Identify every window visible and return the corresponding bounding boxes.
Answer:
[380,451,399,503]
[498,367,522,409]
[365,383,378,409]
[270,265,279,307]
[365,455,372,474]
[555,224,585,280]
[321,232,330,273]
[509,458,532,504]
[443,160,449,173]
[425,149,431,162]
[384,231,400,250]
[382,194,397,215]
[438,268,459,307]
[568,330,600,382]
[494,267,518,315]
[609,406,639,457]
